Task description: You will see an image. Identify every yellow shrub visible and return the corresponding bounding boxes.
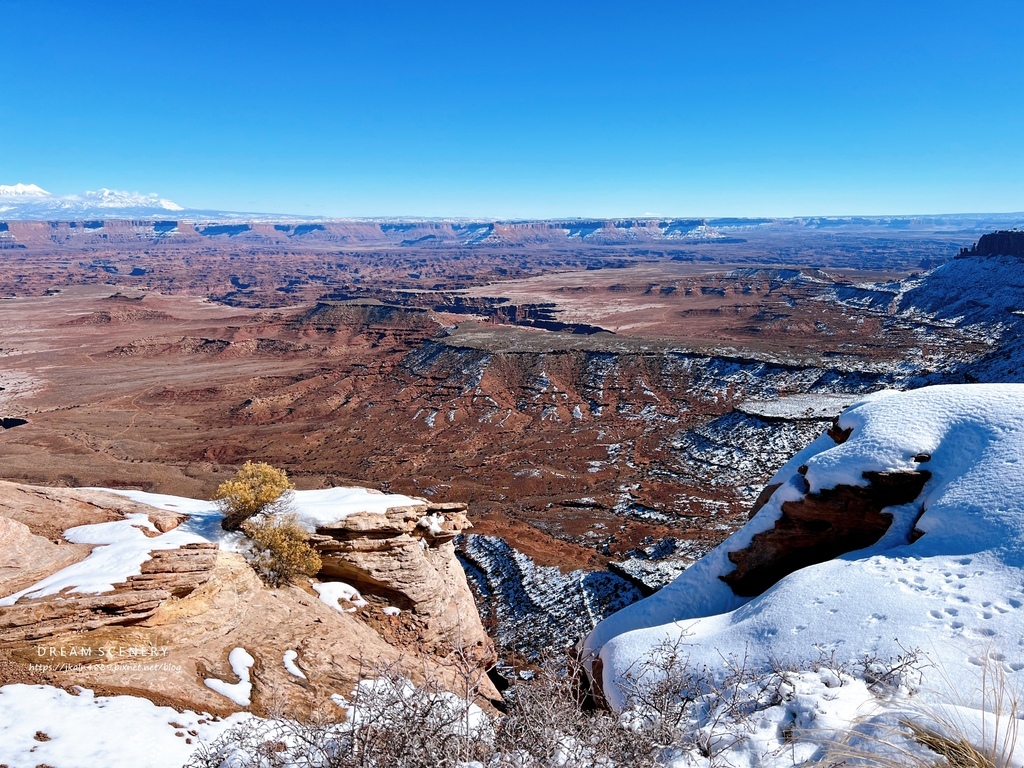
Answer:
[215,461,294,530]
[242,513,322,587]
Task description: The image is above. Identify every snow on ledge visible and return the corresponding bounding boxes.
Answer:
[99,485,424,535]
[585,383,1024,713]
[285,487,423,531]
[0,513,206,606]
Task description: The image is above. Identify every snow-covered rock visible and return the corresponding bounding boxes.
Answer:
[0,514,206,606]
[828,248,1024,385]
[585,384,1024,722]
[0,479,498,726]
[103,487,495,669]
[0,183,185,219]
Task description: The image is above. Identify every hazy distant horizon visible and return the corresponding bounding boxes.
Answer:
[2,181,1023,223]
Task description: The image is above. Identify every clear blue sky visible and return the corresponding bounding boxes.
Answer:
[3,0,1022,218]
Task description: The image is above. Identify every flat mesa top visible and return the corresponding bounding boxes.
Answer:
[735,394,859,420]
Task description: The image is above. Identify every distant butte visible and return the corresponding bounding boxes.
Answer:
[959,229,1024,258]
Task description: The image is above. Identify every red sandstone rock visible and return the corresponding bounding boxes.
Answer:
[723,470,930,597]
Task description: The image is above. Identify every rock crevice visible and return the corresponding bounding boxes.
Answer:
[722,470,930,597]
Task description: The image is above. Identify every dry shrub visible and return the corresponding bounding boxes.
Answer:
[814,650,1020,768]
[816,714,1014,768]
[185,660,492,768]
[911,724,999,768]
[215,461,295,531]
[184,649,739,768]
[242,513,321,587]
[494,653,666,768]
[191,642,1004,768]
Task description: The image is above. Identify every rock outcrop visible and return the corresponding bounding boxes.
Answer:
[0,515,85,596]
[1,543,217,644]
[959,230,1024,259]
[308,500,492,658]
[722,469,930,597]
[0,481,498,716]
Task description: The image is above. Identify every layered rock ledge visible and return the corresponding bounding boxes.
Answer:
[0,480,498,716]
[308,500,491,657]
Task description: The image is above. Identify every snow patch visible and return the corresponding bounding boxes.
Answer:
[204,647,255,707]
[0,513,206,605]
[283,650,306,680]
[736,392,859,420]
[0,684,249,768]
[416,512,445,536]
[313,580,368,611]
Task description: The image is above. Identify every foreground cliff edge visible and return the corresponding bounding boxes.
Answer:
[9,383,1024,765]
[585,383,1024,720]
[0,482,497,721]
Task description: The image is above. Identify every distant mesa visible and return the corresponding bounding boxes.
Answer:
[959,229,1024,258]
[2,185,1023,249]
[273,223,326,237]
[198,223,251,237]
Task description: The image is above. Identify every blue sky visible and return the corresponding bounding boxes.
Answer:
[2,0,1022,218]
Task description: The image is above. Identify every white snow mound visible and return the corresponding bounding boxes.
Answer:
[585,384,1024,715]
[0,684,249,768]
[313,580,369,612]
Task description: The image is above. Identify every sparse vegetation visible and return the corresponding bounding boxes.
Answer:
[241,512,321,587]
[189,640,1024,768]
[817,650,1021,768]
[187,642,937,768]
[214,461,295,531]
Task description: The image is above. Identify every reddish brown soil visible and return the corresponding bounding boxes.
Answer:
[462,264,914,353]
[0,241,948,572]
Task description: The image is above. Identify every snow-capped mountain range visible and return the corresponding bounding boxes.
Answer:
[0,183,184,219]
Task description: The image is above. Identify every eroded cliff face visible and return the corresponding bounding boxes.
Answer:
[722,469,930,597]
[0,481,497,716]
[308,500,493,659]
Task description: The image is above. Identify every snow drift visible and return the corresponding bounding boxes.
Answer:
[585,384,1024,716]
